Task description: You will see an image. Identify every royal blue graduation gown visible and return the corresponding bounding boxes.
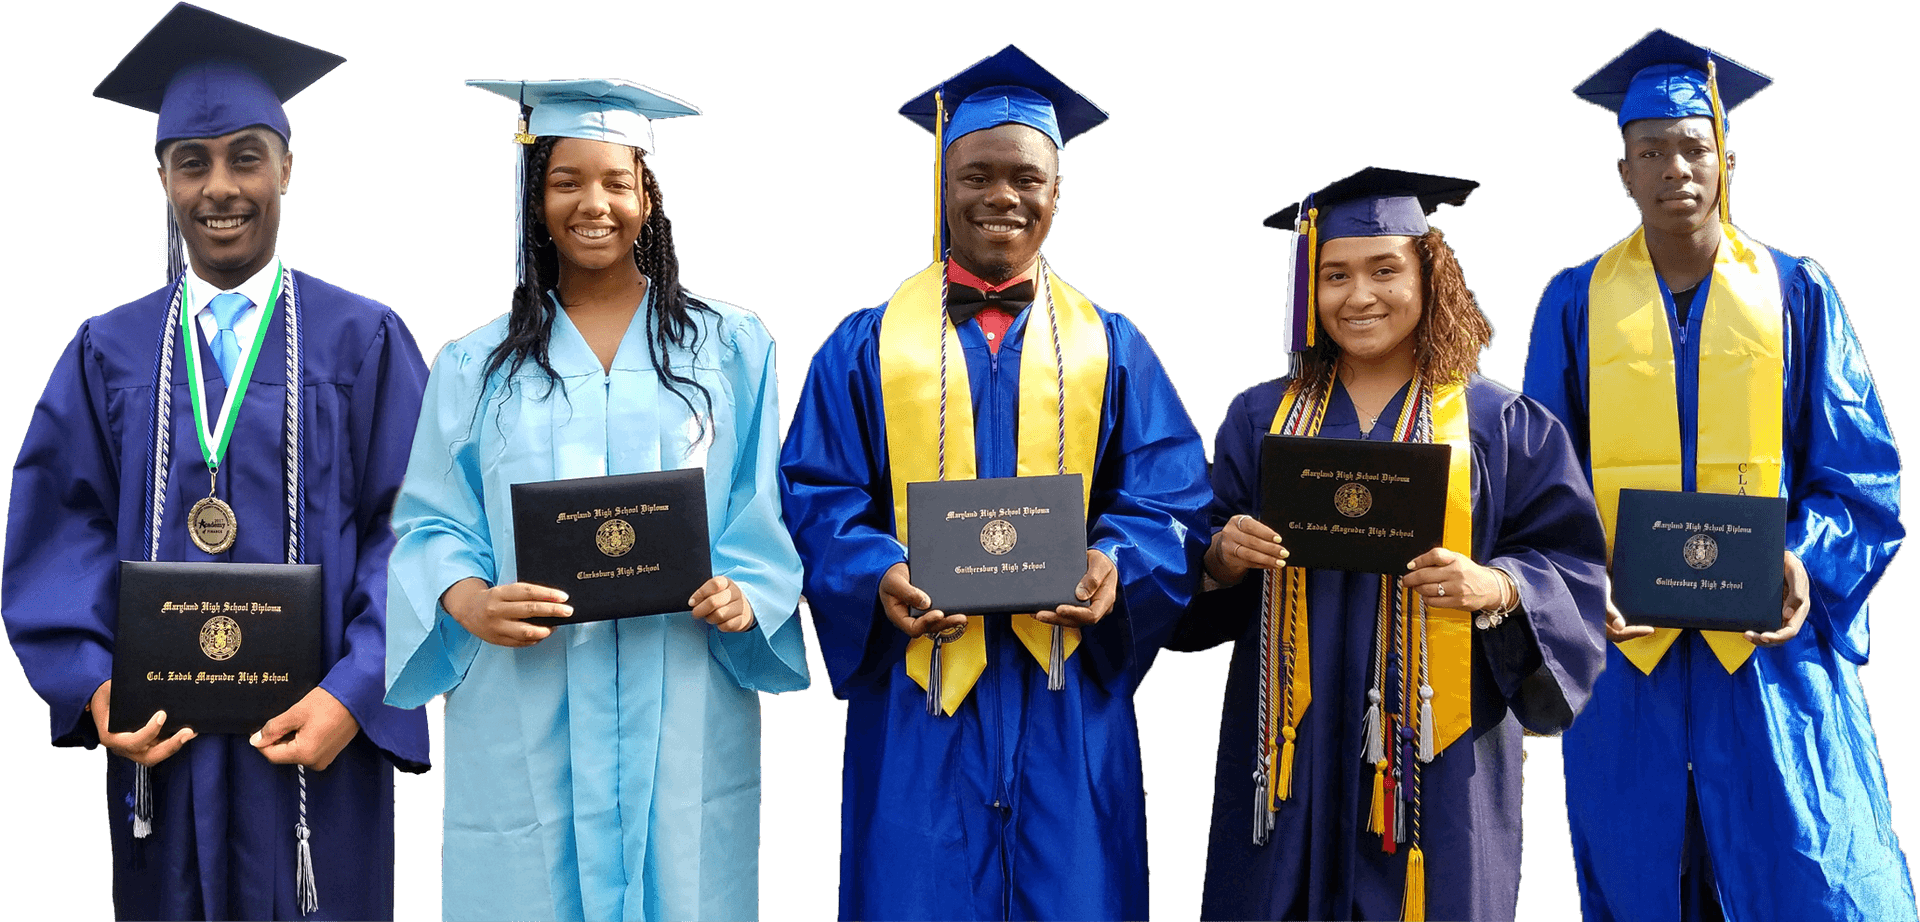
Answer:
[779,302,1209,921]
[2,271,431,920]
[1525,243,1916,922]
[385,297,809,922]
[1171,375,1608,921]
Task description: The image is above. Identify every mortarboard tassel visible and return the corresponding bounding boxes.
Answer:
[1706,59,1731,225]
[1401,845,1427,921]
[932,90,947,262]
[133,763,153,838]
[1369,759,1387,835]
[1048,624,1065,691]
[164,206,186,283]
[1303,207,1319,349]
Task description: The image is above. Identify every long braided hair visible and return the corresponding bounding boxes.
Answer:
[482,135,717,423]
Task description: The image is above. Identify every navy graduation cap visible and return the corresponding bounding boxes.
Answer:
[1573,29,1771,128]
[1266,168,1477,351]
[95,3,343,156]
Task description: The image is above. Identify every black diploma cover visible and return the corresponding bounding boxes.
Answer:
[1611,488,1786,633]
[510,468,712,625]
[907,474,1085,615]
[1259,435,1450,573]
[110,561,322,736]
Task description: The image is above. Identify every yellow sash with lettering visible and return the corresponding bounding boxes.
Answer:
[1265,379,1475,766]
[880,261,1109,715]
[1588,225,1783,674]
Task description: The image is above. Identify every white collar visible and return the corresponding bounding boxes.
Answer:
[186,256,282,317]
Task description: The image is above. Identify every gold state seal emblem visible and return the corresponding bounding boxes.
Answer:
[981,519,1018,555]
[1334,482,1373,518]
[1683,533,1718,570]
[200,615,241,661]
[596,518,637,558]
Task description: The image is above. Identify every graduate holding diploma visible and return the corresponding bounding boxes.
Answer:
[383,78,808,921]
[0,4,430,918]
[778,45,1209,921]
[1172,168,1608,921]
[1524,30,1916,921]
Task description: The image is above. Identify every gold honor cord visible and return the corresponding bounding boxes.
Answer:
[880,261,1108,715]
[1589,225,1784,674]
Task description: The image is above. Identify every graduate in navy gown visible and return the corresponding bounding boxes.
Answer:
[1172,169,1608,921]
[778,46,1209,921]
[1,6,428,919]
[1525,31,1914,922]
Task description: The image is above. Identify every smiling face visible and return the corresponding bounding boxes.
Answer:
[1619,116,1722,237]
[1315,235,1423,369]
[944,123,1060,284]
[157,126,291,289]
[543,137,650,274]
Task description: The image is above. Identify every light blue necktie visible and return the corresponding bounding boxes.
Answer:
[207,292,253,385]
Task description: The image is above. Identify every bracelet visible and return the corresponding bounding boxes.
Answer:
[1474,567,1519,630]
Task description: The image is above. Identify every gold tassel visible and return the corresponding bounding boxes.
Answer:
[1401,845,1427,921]
[1368,760,1387,835]
[1276,727,1297,801]
[1303,207,1320,348]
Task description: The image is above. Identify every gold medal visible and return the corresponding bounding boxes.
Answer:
[189,494,238,554]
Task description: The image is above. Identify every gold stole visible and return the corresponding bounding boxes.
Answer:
[1588,225,1784,674]
[879,261,1109,715]
[1262,379,1476,789]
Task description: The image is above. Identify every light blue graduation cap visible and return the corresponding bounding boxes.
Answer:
[468,78,700,279]
[898,46,1108,258]
[1573,30,1770,223]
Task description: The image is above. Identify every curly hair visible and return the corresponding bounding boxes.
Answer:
[482,135,716,424]
[1291,228,1491,396]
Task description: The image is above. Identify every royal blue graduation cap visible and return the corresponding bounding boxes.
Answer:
[1574,29,1770,128]
[900,46,1107,259]
[94,3,343,156]
[1266,168,1477,351]
[468,78,700,281]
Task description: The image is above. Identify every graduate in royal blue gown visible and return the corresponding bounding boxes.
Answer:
[778,46,1210,921]
[1525,30,1915,922]
[1172,169,1609,921]
[0,6,428,919]
[385,78,809,922]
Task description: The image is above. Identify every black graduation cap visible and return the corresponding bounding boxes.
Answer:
[1572,29,1770,127]
[94,2,344,151]
[898,45,1108,148]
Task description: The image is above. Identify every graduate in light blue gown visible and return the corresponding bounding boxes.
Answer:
[385,79,808,922]
[1525,32,1913,922]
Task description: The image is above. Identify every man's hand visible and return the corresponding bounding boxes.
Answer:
[1746,550,1811,647]
[1404,547,1509,613]
[879,562,965,638]
[690,575,756,633]
[90,680,194,766]
[442,577,572,647]
[1035,549,1118,628]
[1204,514,1287,587]
[252,687,360,771]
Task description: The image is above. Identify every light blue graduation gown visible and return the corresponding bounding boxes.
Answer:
[1525,240,1914,922]
[385,294,808,922]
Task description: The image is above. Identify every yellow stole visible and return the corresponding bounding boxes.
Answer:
[879,261,1110,715]
[1261,378,1475,796]
[1588,224,1783,675]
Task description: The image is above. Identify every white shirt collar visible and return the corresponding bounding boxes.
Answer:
[186,256,281,319]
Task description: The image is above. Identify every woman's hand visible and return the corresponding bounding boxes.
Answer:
[1205,514,1289,587]
[690,575,756,632]
[1403,547,1511,613]
[442,577,572,648]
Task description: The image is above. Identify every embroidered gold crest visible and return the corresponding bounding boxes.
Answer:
[980,519,1018,555]
[1683,533,1718,570]
[200,615,241,661]
[596,518,636,558]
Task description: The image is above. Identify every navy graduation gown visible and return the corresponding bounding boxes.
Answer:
[779,301,1209,921]
[1525,243,1916,922]
[1172,375,1608,921]
[3,271,430,920]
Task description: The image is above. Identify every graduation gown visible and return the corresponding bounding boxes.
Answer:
[1171,375,1609,921]
[385,296,809,922]
[1525,243,1916,922]
[2,271,431,920]
[779,302,1210,921]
